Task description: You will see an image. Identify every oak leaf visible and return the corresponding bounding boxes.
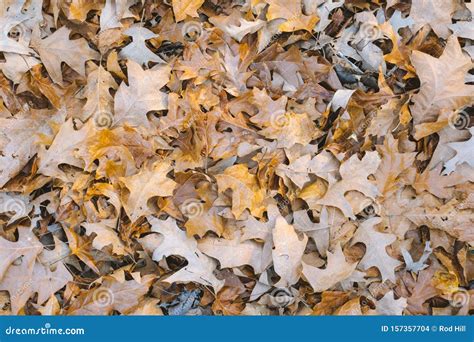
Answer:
[172,0,205,22]
[67,0,103,22]
[265,0,319,33]
[351,217,402,282]
[80,64,118,122]
[114,61,170,127]
[199,233,265,273]
[374,135,416,197]
[315,152,381,219]
[64,227,101,274]
[68,270,154,315]
[119,161,177,222]
[215,164,266,219]
[0,228,72,314]
[409,0,455,38]
[119,26,165,66]
[302,243,358,292]
[0,228,42,281]
[140,216,224,292]
[82,219,127,256]
[0,110,57,187]
[272,216,308,287]
[410,36,474,126]
[376,290,407,315]
[37,118,91,180]
[31,27,100,85]
[443,128,474,175]
[293,207,330,256]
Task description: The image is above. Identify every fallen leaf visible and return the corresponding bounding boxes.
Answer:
[302,243,358,292]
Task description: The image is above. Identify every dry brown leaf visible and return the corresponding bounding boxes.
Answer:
[0,0,472,317]
[351,217,402,282]
[272,216,308,287]
[302,243,358,292]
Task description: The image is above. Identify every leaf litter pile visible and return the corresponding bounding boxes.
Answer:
[0,0,473,316]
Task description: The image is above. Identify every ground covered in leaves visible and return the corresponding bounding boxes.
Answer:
[0,0,473,316]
